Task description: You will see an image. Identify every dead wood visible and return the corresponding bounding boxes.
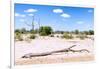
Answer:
[21,45,89,58]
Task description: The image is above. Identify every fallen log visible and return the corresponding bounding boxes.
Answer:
[21,45,89,58]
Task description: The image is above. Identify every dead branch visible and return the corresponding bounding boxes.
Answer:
[21,45,89,58]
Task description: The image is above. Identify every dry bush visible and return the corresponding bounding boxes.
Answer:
[76,35,88,40]
[15,33,23,41]
[62,33,74,39]
[29,34,36,39]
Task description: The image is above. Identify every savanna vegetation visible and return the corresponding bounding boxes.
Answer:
[39,26,53,36]
[61,33,74,39]
[15,26,94,41]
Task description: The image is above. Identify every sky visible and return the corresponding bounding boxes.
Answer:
[14,3,94,31]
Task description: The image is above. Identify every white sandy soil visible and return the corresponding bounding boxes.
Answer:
[15,37,94,65]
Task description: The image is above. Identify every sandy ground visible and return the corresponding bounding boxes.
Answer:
[15,37,94,65]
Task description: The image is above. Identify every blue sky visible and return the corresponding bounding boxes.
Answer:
[15,3,94,31]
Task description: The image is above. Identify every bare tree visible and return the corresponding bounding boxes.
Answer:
[24,15,40,34]
[32,15,34,31]
[24,15,35,31]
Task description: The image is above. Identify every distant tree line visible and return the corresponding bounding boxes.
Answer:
[15,26,94,41]
[15,26,94,36]
[54,30,94,35]
[15,26,52,35]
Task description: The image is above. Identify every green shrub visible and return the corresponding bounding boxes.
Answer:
[40,32,47,36]
[15,28,27,34]
[39,26,53,36]
[50,34,54,37]
[83,30,94,35]
[88,30,94,35]
[83,31,89,35]
[19,38,23,41]
[74,30,79,34]
[21,28,27,34]
[30,30,35,34]
[76,35,88,40]
[29,34,36,39]
[62,33,73,39]
[15,33,23,41]
[56,35,59,38]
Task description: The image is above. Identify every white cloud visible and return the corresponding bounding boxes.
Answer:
[24,9,38,13]
[77,21,84,24]
[15,13,20,17]
[88,10,93,13]
[15,13,26,17]
[28,14,34,16]
[19,19,25,22]
[53,9,63,13]
[61,13,71,18]
[21,15,26,17]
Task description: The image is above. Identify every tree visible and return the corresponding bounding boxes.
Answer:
[30,29,39,34]
[15,28,27,34]
[54,31,64,34]
[74,30,79,34]
[15,29,21,33]
[88,30,94,35]
[83,31,89,35]
[83,30,94,35]
[20,28,27,34]
[15,29,23,41]
[39,26,53,36]
[30,29,35,34]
